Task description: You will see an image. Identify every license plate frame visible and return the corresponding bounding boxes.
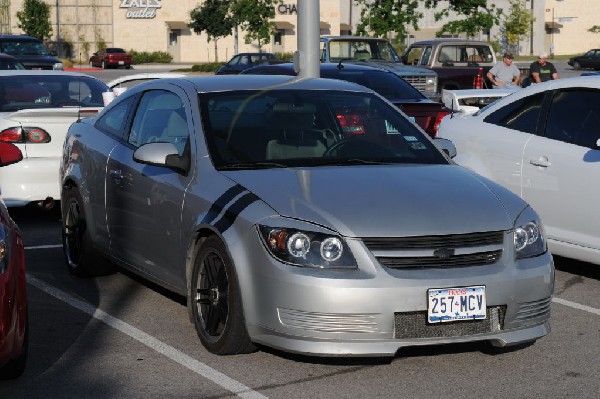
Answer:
[118,60,124,65]
[427,286,486,323]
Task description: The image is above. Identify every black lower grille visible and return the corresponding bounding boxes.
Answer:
[380,250,502,269]
[363,231,504,250]
[394,306,506,339]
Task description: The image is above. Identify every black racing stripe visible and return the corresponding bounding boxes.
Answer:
[202,184,246,225]
[214,192,260,233]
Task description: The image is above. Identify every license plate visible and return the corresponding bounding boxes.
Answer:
[119,61,124,65]
[427,286,486,323]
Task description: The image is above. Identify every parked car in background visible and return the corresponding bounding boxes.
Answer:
[0,71,109,209]
[0,53,25,70]
[89,47,132,69]
[442,88,515,115]
[215,52,280,75]
[568,49,600,70]
[60,74,552,358]
[242,62,450,137]
[437,76,600,266]
[0,142,27,379]
[320,36,439,100]
[0,35,63,70]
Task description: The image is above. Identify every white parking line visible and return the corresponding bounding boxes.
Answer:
[552,297,600,316]
[26,275,269,399]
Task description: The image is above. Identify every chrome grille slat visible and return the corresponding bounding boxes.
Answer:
[363,231,504,250]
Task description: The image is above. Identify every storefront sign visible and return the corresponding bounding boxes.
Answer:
[120,0,162,19]
[277,4,297,15]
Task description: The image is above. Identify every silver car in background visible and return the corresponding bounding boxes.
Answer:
[59,75,553,357]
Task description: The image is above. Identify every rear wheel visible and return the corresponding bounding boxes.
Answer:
[61,186,113,277]
[191,236,255,355]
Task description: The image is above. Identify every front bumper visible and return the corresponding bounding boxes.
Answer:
[0,157,60,207]
[234,231,554,357]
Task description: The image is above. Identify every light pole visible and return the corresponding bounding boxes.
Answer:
[529,0,534,55]
[56,0,61,57]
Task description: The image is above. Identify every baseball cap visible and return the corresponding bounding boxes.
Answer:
[539,51,549,59]
[503,52,514,59]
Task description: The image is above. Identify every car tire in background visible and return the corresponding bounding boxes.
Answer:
[190,236,256,355]
[61,186,114,277]
[573,61,581,70]
[101,60,106,69]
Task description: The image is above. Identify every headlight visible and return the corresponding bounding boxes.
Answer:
[53,62,64,70]
[513,207,546,259]
[258,225,357,269]
[426,76,437,93]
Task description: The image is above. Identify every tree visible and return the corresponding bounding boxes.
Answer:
[424,0,503,38]
[589,26,600,33]
[501,0,534,54]
[354,0,422,41]
[231,0,279,48]
[188,0,235,61]
[16,0,53,40]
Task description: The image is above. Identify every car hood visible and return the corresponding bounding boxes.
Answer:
[15,54,60,63]
[349,61,437,77]
[222,164,526,238]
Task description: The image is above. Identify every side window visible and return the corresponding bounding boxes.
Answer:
[405,47,422,65]
[545,89,600,148]
[320,40,326,61]
[95,96,136,138]
[421,46,432,66]
[129,90,189,155]
[483,92,545,134]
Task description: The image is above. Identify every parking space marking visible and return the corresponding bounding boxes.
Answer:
[26,274,269,399]
[553,297,600,316]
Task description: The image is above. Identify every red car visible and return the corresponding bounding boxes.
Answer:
[0,142,27,379]
[89,47,132,69]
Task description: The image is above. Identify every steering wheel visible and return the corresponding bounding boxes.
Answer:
[323,137,357,157]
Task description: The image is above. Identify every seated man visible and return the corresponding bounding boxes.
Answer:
[487,52,521,89]
[529,51,559,84]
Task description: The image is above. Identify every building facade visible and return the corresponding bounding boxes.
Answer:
[1,1,598,63]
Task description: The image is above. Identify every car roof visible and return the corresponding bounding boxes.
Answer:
[411,39,490,45]
[0,34,39,41]
[0,70,98,79]
[173,75,375,94]
[244,62,396,73]
[234,52,275,56]
[321,36,388,42]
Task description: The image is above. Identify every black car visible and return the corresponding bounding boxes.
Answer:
[568,49,600,70]
[215,52,280,75]
[0,53,24,70]
[0,35,63,70]
[242,62,450,137]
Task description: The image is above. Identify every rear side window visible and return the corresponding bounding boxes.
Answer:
[483,92,545,134]
[437,45,493,64]
[545,89,600,148]
[96,96,136,139]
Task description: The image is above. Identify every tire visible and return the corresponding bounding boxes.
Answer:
[0,314,28,379]
[191,236,256,355]
[61,186,114,277]
[101,60,107,69]
[573,61,581,70]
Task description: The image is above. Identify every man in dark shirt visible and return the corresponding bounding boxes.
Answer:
[530,51,559,83]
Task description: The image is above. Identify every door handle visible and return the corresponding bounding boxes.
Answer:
[109,169,123,179]
[529,156,551,168]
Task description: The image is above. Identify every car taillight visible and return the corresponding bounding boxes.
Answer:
[473,68,484,89]
[433,111,451,136]
[337,114,365,135]
[0,127,50,143]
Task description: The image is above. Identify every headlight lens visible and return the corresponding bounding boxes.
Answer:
[53,62,64,70]
[259,225,357,269]
[514,207,546,259]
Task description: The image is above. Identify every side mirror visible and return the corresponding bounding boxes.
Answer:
[0,142,24,166]
[434,138,457,159]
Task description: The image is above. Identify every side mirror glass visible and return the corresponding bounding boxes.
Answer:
[434,138,457,159]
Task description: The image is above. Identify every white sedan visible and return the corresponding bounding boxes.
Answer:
[438,76,600,266]
[0,71,108,208]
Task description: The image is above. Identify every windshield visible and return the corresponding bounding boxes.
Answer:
[0,75,109,112]
[327,40,399,62]
[200,90,447,170]
[0,40,49,56]
[0,60,25,70]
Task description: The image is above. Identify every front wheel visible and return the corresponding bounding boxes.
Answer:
[573,61,581,70]
[101,60,107,69]
[0,314,28,379]
[191,236,255,355]
[61,187,113,277]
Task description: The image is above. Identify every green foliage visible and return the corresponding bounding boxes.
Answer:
[502,0,534,45]
[589,26,600,33]
[231,0,279,47]
[188,0,235,43]
[191,62,223,72]
[274,51,294,62]
[425,0,503,38]
[129,50,173,65]
[354,0,422,40]
[16,0,53,40]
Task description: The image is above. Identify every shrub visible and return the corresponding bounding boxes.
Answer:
[274,51,294,62]
[191,62,223,72]
[129,50,173,64]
